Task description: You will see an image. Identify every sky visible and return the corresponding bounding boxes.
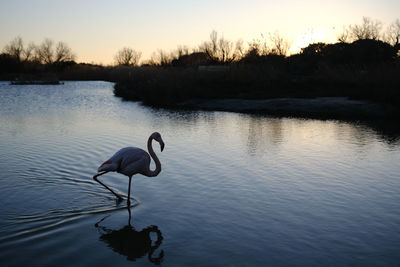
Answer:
[1,0,399,64]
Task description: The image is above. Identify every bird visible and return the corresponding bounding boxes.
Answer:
[93,132,165,206]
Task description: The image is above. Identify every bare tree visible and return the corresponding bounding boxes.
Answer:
[3,37,75,63]
[350,17,382,40]
[233,39,245,60]
[36,38,54,64]
[269,31,290,56]
[55,42,75,63]
[199,30,219,62]
[247,34,269,56]
[175,45,190,58]
[169,45,191,63]
[218,37,234,62]
[114,47,142,66]
[149,49,172,66]
[337,26,350,43]
[23,42,37,62]
[199,30,238,63]
[3,36,24,61]
[385,19,400,46]
[34,38,75,64]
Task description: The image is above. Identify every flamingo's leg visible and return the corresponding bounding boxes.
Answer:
[93,172,123,201]
[127,176,132,206]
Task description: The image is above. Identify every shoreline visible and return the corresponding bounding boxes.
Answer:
[175,97,399,120]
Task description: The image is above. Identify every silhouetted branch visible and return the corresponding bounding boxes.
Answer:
[23,42,36,62]
[349,17,382,41]
[3,36,24,61]
[337,26,350,43]
[199,30,241,63]
[55,42,75,63]
[385,19,400,46]
[269,31,290,56]
[114,47,142,66]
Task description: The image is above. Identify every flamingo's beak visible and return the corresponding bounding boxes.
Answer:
[160,141,165,152]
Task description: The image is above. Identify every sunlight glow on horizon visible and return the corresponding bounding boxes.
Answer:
[1,0,399,64]
[290,27,338,54]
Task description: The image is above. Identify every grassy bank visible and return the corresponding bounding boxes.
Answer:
[2,37,399,119]
[113,39,400,117]
[113,63,400,107]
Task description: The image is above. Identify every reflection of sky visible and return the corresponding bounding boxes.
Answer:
[1,0,399,64]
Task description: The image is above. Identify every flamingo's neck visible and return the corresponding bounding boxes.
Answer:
[146,136,161,177]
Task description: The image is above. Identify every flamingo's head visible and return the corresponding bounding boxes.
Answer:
[151,132,165,152]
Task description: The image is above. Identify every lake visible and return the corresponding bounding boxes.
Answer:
[0,81,399,266]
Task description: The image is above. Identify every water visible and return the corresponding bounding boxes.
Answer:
[0,81,399,266]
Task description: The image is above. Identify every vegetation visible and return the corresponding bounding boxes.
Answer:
[113,18,400,108]
[1,17,399,112]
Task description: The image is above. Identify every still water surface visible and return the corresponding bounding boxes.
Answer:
[0,81,399,266]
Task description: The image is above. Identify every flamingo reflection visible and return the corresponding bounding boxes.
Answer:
[95,209,164,264]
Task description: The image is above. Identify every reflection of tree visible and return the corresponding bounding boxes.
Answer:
[245,116,283,156]
[95,210,164,264]
[362,120,400,146]
[151,109,400,153]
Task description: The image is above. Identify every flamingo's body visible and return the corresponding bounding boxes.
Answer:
[93,132,165,205]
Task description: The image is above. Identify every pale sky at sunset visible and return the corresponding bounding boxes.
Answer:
[1,0,399,64]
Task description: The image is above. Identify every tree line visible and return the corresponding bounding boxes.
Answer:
[2,37,75,64]
[114,17,399,67]
[112,17,400,108]
[114,30,291,67]
[2,17,399,69]
[0,17,399,81]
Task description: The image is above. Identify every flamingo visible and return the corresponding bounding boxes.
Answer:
[93,132,165,205]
